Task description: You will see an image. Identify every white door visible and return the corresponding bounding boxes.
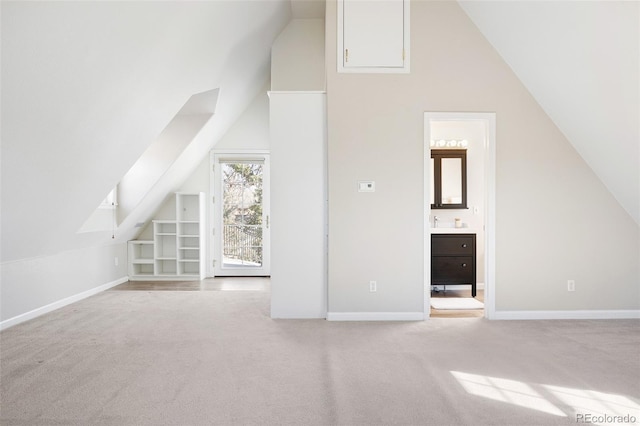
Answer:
[212,153,270,276]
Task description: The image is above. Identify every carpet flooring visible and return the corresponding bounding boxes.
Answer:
[1,282,639,425]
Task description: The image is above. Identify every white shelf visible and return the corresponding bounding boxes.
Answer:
[177,193,201,222]
[128,193,205,281]
[131,263,154,276]
[128,240,155,277]
[132,259,154,264]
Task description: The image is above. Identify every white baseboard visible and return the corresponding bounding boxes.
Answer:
[493,310,640,320]
[0,276,128,331]
[128,275,201,282]
[327,312,425,321]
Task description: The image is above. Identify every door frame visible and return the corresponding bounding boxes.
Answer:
[423,112,496,319]
[209,150,271,277]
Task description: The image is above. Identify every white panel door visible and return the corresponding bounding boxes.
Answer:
[342,0,405,69]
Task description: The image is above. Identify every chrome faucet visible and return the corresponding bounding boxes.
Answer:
[433,216,439,228]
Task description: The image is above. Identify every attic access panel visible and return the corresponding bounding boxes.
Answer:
[338,0,409,73]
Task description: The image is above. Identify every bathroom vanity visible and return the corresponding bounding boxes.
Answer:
[431,232,477,297]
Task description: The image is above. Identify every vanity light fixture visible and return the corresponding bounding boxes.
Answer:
[430,139,468,148]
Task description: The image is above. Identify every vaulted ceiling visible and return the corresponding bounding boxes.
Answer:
[1,1,293,262]
[1,0,637,263]
[460,1,639,224]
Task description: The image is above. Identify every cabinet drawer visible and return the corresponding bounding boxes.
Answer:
[432,256,474,283]
[432,235,474,255]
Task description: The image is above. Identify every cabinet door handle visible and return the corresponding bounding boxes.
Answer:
[461,263,467,267]
[462,244,467,248]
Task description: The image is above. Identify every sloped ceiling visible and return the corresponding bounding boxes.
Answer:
[459,1,639,224]
[1,1,292,262]
[4,0,635,266]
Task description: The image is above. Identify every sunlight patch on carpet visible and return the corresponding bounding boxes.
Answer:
[451,371,566,417]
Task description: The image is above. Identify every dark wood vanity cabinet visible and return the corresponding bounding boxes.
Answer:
[431,234,476,297]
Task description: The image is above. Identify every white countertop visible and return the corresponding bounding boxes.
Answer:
[430,227,477,234]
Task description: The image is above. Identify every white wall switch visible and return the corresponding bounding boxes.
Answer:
[358,181,375,192]
[369,281,377,292]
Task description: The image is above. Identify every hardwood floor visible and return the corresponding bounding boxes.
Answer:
[430,287,485,318]
[112,277,270,292]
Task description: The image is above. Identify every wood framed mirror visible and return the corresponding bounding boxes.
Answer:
[430,149,467,209]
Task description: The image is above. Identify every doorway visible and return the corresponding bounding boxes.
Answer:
[211,152,271,277]
[424,113,496,319]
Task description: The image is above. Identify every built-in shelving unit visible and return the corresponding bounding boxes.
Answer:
[128,240,155,277]
[128,192,205,281]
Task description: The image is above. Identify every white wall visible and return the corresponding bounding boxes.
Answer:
[271,19,326,91]
[326,0,639,316]
[269,92,327,318]
[0,243,128,326]
[213,88,271,152]
[180,157,211,195]
[268,18,327,318]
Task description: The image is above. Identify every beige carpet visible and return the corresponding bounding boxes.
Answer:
[1,287,639,425]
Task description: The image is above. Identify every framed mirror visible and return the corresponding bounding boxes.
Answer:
[430,149,467,209]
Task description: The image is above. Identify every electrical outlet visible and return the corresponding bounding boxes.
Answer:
[114,257,119,266]
[369,281,377,292]
[567,280,575,292]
